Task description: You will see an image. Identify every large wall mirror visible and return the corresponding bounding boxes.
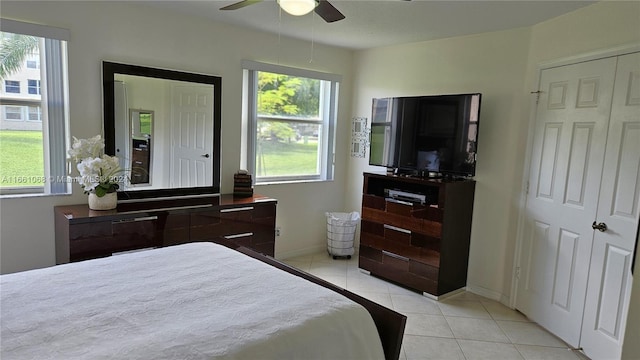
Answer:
[103,61,222,201]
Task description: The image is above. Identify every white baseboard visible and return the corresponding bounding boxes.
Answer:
[276,244,328,260]
[422,287,466,301]
[466,283,511,306]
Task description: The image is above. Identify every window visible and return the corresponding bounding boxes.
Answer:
[28,106,41,121]
[243,60,340,183]
[5,80,20,93]
[28,79,40,94]
[0,19,70,195]
[26,56,39,69]
[5,106,23,120]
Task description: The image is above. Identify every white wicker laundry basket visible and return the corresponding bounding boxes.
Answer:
[325,212,360,259]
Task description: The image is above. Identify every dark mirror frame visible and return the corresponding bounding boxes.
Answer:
[102,61,222,201]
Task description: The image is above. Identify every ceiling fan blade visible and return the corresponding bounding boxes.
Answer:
[314,0,345,23]
[220,0,263,11]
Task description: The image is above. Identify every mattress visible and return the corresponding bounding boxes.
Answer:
[1,242,385,359]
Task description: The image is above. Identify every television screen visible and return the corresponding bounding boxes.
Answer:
[369,93,481,177]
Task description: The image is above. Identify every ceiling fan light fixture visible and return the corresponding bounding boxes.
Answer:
[277,0,317,16]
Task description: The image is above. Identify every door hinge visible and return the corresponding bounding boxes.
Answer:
[525,181,530,195]
[516,267,521,280]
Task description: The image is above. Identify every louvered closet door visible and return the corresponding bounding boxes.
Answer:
[516,57,617,347]
[580,52,640,360]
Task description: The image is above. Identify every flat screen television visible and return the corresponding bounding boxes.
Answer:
[369,93,481,178]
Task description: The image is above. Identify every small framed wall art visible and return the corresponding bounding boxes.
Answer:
[351,117,369,158]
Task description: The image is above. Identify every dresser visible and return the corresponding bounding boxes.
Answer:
[54,194,277,263]
[129,145,150,184]
[359,173,475,297]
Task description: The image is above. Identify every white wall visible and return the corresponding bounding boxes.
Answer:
[0,1,353,273]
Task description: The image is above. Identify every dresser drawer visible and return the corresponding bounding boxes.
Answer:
[359,245,439,295]
[190,209,228,240]
[190,206,255,240]
[161,212,191,246]
[363,194,438,220]
[220,231,275,257]
[69,216,159,261]
[189,203,275,255]
[362,194,385,210]
[190,204,273,240]
[362,206,442,239]
[385,200,414,217]
[361,219,441,262]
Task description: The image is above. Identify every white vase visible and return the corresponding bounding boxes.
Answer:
[88,192,118,211]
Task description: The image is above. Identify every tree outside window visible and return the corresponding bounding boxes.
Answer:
[244,61,339,184]
[256,72,322,177]
[253,70,336,182]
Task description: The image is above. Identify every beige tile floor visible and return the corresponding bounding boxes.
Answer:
[282,251,589,360]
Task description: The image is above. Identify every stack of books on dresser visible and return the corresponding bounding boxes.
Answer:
[233,171,253,198]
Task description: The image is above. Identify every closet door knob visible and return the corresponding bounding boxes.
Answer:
[592,221,607,232]
[202,153,210,158]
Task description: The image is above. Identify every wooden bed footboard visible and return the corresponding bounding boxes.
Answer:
[235,246,407,360]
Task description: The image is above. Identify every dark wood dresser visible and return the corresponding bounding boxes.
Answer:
[130,145,150,184]
[54,194,277,263]
[359,172,475,297]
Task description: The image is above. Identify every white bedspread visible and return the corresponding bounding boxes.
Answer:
[1,243,384,359]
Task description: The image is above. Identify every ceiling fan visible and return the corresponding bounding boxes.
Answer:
[220,0,346,23]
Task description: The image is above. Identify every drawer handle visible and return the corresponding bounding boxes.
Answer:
[220,206,254,213]
[385,198,414,206]
[112,216,158,224]
[383,224,411,234]
[382,250,410,262]
[224,232,253,239]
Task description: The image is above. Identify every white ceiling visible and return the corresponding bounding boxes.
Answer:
[141,0,596,50]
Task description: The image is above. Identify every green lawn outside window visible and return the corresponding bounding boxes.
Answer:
[0,130,44,187]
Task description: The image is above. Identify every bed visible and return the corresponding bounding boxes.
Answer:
[1,242,405,359]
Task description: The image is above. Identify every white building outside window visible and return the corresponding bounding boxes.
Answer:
[0,19,70,195]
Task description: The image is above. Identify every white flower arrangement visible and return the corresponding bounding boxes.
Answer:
[68,135,124,197]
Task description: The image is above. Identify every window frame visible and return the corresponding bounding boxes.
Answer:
[4,80,20,93]
[0,19,70,196]
[28,105,42,122]
[4,105,23,121]
[242,60,340,184]
[28,79,41,95]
